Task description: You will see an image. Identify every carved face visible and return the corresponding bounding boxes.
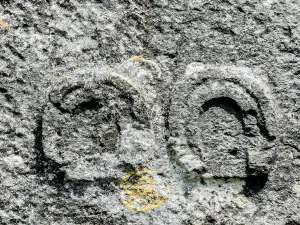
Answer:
[42,73,155,181]
[169,64,276,178]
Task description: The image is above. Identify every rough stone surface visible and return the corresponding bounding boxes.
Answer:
[0,0,300,224]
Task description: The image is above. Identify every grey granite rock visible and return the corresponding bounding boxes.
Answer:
[0,0,300,224]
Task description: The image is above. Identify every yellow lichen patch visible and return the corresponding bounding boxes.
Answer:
[0,19,10,32]
[120,170,168,212]
[132,56,142,61]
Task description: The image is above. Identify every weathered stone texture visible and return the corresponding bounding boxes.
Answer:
[0,0,300,224]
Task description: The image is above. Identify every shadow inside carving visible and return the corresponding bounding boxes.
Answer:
[242,173,268,196]
[285,221,300,225]
[72,98,103,114]
[33,110,66,189]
